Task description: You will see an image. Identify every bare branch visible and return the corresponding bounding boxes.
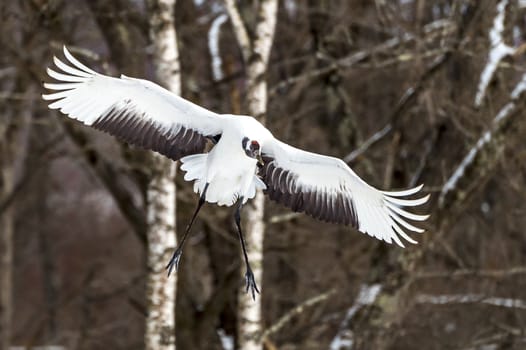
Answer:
[416,293,526,310]
[269,212,302,224]
[260,289,336,341]
[270,19,454,95]
[50,41,102,61]
[62,121,147,243]
[439,72,526,207]
[329,284,382,350]
[416,267,526,279]
[345,51,449,165]
[224,0,251,62]
[0,91,40,101]
[344,124,392,163]
[0,133,64,215]
[474,0,515,107]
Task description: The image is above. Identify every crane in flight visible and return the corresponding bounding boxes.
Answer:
[43,47,429,299]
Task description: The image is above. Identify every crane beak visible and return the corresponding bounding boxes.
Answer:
[256,153,264,168]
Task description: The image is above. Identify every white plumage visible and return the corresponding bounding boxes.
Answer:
[43,46,430,248]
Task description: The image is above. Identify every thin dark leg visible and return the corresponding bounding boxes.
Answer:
[166,183,209,276]
[234,198,260,300]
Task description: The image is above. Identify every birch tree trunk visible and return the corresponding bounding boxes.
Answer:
[145,0,181,349]
[225,1,278,349]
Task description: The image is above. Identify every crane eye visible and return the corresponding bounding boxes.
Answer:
[242,138,260,159]
[242,137,250,149]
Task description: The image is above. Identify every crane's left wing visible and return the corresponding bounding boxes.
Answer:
[260,138,429,247]
[42,46,224,161]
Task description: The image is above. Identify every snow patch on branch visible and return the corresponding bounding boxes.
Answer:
[208,14,228,81]
[511,73,526,99]
[439,72,526,207]
[329,284,382,350]
[416,293,526,309]
[439,129,492,206]
[474,0,515,107]
[217,328,234,350]
[284,0,297,18]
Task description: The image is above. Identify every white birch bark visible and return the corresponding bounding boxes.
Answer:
[145,0,181,349]
[225,1,278,349]
[208,14,229,81]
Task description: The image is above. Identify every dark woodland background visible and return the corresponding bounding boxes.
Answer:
[1,0,526,349]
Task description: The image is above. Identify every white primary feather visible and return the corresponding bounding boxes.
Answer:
[43,46,224,142]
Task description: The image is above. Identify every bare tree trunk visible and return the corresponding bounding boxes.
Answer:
[145,0,181,349]
[0,148,14,350]
[0,83,31,350]
[226,1,278,349]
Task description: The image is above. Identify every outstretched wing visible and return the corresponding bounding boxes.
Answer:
[42,46,224,161]
[260,138,430,247]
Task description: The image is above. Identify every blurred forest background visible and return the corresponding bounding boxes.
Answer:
[1,0,526,349]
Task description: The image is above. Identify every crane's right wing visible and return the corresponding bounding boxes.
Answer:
[43,46,224,161]
[260,137,430,247]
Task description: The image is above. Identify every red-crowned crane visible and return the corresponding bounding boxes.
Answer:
[43,47,429,298]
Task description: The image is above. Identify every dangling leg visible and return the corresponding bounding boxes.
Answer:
[166,183,209,276]
[234,197,260,300]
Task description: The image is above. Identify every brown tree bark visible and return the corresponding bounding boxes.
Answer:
[0,141,14,350]
[0,84,32,350]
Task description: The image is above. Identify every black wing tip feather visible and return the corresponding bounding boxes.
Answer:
[92,102,207,161]
[260,159,359,227]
